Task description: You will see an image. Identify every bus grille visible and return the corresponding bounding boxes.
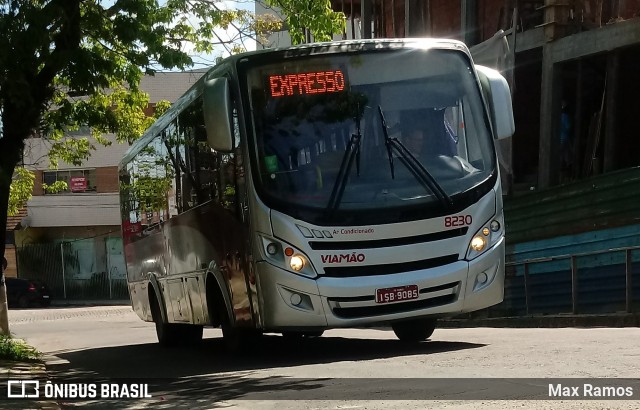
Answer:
[322,254,459,277]
[331,294,456,319]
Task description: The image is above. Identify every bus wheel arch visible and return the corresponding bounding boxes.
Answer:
[148,278,179,346]
[205,271,231,327]
[147,275,168,323]
[205,271,261,352]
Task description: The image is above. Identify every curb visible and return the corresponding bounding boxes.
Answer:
[50,300,130,307]
[1,358,60,409]
[438,313,640,328]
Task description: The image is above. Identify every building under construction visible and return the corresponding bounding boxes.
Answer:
[329,0,640,315]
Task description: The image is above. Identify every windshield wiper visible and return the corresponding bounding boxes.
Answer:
[326,109,363,215]
[378,106,395,179]
[377,105,452,208]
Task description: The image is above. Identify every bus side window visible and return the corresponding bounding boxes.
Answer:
[166,96,220,212]
[217,106,243,216]
[120,134,172,238]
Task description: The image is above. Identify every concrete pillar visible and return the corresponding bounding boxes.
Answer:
[361,0,373,39]
[461,0,479,46]
[603,51,620,172]
[538,44,562,188]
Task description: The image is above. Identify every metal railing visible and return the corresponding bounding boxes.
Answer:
[504,245,640,315]
[16,238,129,301]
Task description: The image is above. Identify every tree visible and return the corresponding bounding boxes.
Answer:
[0,0,281,335]
[264,0,345,44]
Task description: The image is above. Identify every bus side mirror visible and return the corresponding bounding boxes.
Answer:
[203,77,234,152]
[475,65,515,140]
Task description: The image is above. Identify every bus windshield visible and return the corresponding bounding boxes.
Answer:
[246,47,495,222]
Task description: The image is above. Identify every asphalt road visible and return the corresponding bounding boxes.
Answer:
[7,306,640,409]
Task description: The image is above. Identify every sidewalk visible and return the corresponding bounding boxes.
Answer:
[1,358,59,409]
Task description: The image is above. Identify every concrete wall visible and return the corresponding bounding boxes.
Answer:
[479,0,508,41]
[96,166,119,194]
[430,0,462,40]
[24,134,129,171]
[26,194,120,228]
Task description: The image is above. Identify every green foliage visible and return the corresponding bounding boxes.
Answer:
[0,0,273,220]
[129,174,173,213]
[42,180,68,194]
[8,168,34,216]
[265,0,346,44]
[0,335,42,362]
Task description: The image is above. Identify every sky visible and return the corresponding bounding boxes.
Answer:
[184,0,262,70]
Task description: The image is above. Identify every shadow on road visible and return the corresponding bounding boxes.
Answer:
[50,334,485,378]
[46,334,487,409]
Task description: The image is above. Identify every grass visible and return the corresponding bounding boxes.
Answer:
[0,335,41,362]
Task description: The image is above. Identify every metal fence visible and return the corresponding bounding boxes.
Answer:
[483,245,640,317]
[16,236,129,301]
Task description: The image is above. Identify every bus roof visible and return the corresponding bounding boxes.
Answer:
[118,38,470,169]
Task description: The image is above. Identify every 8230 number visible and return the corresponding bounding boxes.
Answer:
[444,215,472,227]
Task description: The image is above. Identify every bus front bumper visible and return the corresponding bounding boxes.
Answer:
[257,239,504,330]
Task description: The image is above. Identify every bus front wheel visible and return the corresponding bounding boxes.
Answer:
[221,323,262,353]
[391,319,437,342]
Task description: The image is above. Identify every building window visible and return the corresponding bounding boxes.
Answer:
[43,169,97,194]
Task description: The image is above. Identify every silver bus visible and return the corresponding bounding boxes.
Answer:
[119,39,514,348]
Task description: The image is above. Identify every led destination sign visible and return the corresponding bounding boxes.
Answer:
[268,69,346,98]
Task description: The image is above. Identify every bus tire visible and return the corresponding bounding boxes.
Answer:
[391,318,437,342]
[150,290,180,347]
[205,274,224,327]
[221,322,262,354]
[182,324,204,346]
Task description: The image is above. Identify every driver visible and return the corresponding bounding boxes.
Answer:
[402,124,457,158]
[403,129,426,157]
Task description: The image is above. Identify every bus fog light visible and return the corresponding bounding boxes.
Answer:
[470,236,486,252]
[477,272,488,284]
[290,293,302,306]
[490,220,501,232]
[290,255,305,271]
[266,242,279,256]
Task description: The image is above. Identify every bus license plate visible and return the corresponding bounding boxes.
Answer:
[375,285,419,304]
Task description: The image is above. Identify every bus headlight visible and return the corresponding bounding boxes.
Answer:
[470,236,486,252]
[289,255,305,271]
[259,235,317,278]
[466,214,504,260]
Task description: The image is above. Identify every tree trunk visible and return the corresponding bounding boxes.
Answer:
[0,114,29,336]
